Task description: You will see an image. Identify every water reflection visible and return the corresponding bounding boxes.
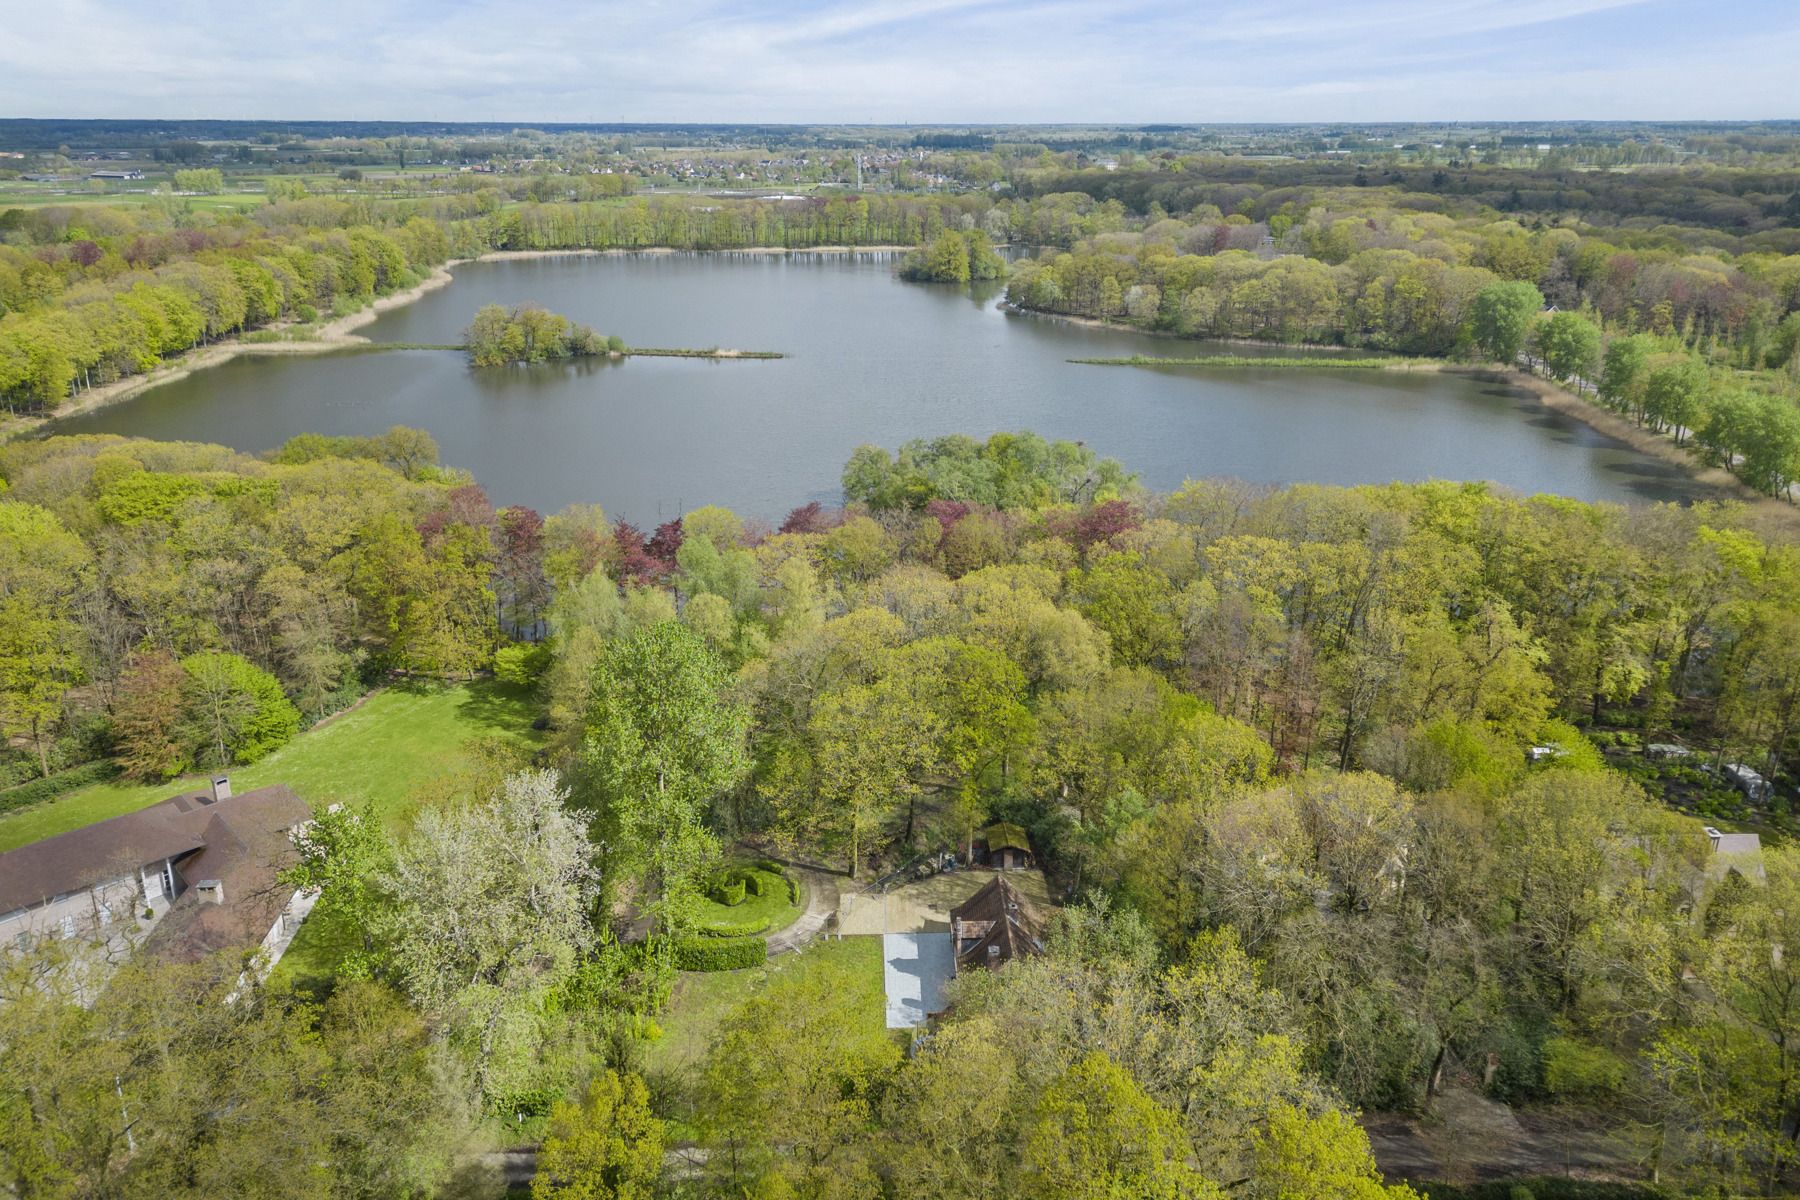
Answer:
[51,253,1713,520]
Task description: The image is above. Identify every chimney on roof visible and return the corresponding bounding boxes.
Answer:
[195,879,225,905]
[210,775,231,803]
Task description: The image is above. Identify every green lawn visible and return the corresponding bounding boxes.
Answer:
[643,936,887,1087]
[0,188,269,212]
[690,867,803,937]
[0,680,541,852]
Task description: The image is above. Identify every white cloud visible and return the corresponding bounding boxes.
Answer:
[0,0,1791,121]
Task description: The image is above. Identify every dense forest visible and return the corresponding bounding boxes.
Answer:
[5,135,1800,1196]
[4,427,1800,1195]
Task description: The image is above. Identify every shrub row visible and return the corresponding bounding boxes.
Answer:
[711,875,748,907]
[696,910,774,938]
[1421,1180,1673,1200]
[749,859,803,903]
[672,935,767,972]
[488,1083,562,1119]
[0,759,124,816]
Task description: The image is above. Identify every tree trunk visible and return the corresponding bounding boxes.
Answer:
[1427,1043,1448,1100]
[32,717,50,778]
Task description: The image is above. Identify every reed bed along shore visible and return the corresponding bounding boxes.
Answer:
[1070,353,1428,370]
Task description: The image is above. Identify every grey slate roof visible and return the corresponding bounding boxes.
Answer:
[0,785,306,918]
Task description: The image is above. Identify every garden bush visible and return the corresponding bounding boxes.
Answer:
[694,910,774,937]
[709,875,748,907]
[0,760,124,816]
[748,858,802,903]
[489,1083,562,1119]
[672,935,767,972]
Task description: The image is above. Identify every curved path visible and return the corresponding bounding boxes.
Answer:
[765,864,841,955]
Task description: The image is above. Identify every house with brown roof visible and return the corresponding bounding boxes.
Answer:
[0,778,314,965]
[949,873,1046,975]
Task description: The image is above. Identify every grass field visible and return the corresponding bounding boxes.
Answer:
[0,187,269,212]
[0,679,541,852]
[643,936,887,1088]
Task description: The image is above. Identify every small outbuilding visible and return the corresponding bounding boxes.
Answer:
[979,821,1033,870]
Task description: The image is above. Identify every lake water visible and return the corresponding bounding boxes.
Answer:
[51,252,1709,522]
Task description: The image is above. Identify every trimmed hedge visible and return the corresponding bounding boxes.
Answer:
[695,910,773,938]
[750,857,803,903]
[713,876,748,906]
[672,935,767,972]
[0,759,124,816]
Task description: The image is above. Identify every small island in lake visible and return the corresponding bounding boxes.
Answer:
[899,229,1006,284]
[464,303,622,366]
[461,302,784,367]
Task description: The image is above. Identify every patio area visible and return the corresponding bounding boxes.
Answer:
[882,932,954,1029]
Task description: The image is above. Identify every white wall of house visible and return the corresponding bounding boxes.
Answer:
[0,858,170,947]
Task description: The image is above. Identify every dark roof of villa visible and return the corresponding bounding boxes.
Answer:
[143,796,310,962]
[0,785,307,917]
[950,874,1046,972]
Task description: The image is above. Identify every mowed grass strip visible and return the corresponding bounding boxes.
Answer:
[0,679,541,852]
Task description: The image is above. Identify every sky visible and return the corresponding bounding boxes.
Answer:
[2,0,1796,123]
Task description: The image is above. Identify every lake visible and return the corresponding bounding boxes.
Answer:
[51,252,1710,521]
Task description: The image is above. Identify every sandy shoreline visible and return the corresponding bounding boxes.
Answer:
[1477,367,1800,533]
[0,247,919,439]
[0,262,464,437]
[1010,303,1800,522]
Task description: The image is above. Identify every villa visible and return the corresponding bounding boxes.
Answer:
[0,778,315,965]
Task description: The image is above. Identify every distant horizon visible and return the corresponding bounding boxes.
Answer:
[4,0,1795,125]
[4,117,1797,131]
